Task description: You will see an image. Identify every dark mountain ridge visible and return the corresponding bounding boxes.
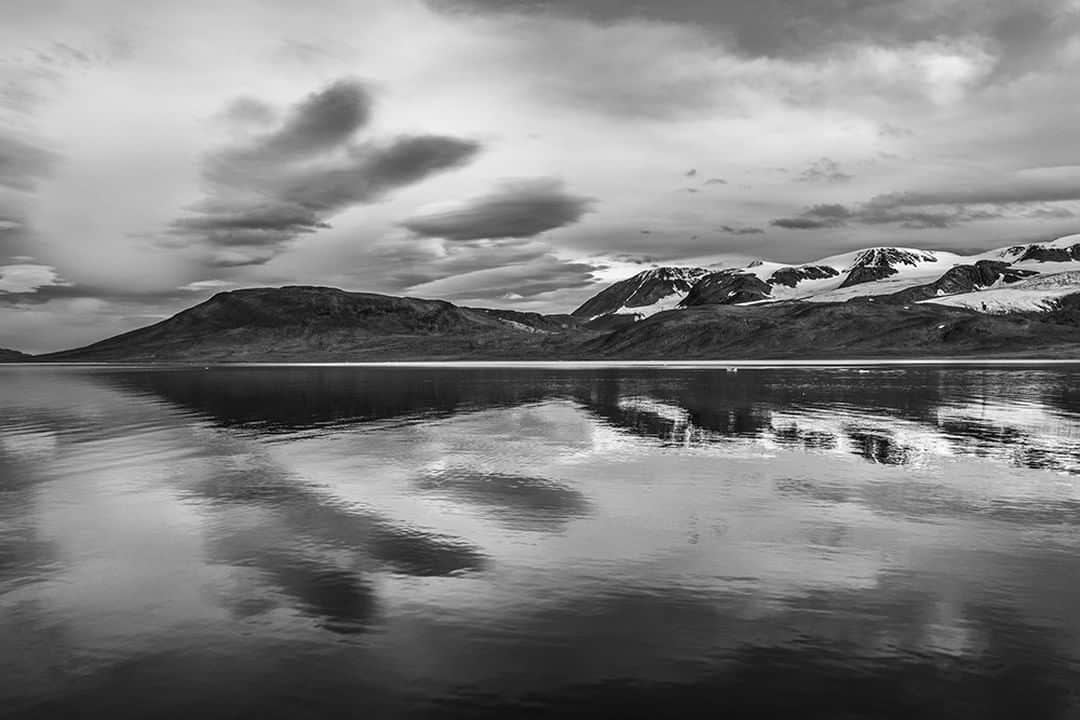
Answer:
[0,348,29,362]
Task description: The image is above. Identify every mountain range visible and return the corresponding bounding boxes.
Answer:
[6,234,1080,362]
[570,234,1080,320]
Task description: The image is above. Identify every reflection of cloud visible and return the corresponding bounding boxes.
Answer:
[191,460,490,578]
[211,533,376,633]
[414,470,590,532]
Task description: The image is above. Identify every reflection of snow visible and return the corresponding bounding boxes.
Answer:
[616,396,690,425]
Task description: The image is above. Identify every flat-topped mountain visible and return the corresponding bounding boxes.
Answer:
[37,287,584,363]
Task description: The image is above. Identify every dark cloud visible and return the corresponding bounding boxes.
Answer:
[0,134,56,192]
[704,178,727,185]
[400,178,593,241]
[769,204,852,230]
[212,79,372,170]
[172,78,481,266]
[719,225,764,235]
[771,216,837,230]
[796,158,852,184]
[276,136,481,211]
[685,168,697,177]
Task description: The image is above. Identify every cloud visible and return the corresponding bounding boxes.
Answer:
[866,167,1080,207]
[770,216,836,230]
[704,178,727,185]
[796,158,852,184]
[210,79,372,171]
[400,178,593,241]
[0,263,70,293]
[771,200,1009,231]
[1025,206,1075,219]
[178,279,245,293]
[218,97,277,127]
[0,134,56,191]
[719,225,765,235]
[171,78,481,266]
[771,165,1080,231]
[433,0,1080,74]
[405,252,598,300]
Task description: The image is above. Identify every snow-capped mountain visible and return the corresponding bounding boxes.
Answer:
[571,266,709,319]
[575,234,1080,319]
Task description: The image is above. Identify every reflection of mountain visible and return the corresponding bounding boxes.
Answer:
[569,369,1080,475]
[101,366,556,432]
[101,366,1080,477]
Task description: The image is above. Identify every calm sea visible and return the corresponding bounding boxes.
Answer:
[2,364,1080,718]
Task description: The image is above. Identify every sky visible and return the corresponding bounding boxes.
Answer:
[2,0,1080,352]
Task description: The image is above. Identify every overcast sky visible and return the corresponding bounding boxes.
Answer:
[2,0,1080,351]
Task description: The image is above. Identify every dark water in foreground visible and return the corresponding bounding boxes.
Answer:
[2,365,1080,719]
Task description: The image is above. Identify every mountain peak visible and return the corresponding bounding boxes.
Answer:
[571,266,709,319]
[849,247,938,269]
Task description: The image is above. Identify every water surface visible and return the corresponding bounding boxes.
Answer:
[2,365,1080,718]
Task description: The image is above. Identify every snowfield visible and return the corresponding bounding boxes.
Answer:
[923,271,1080,313]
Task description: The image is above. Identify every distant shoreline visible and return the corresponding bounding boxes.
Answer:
[5,358,1080,369]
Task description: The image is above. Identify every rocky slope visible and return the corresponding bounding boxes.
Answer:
[680,270,772,306]
[0,348,29,362]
